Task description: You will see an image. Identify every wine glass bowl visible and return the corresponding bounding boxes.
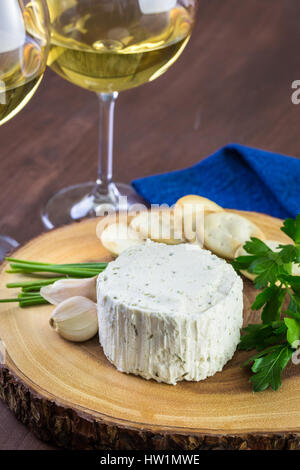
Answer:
[0,0,50,258]
[47,0,195,93]
[0,0,49,126]
[42,0,197,228]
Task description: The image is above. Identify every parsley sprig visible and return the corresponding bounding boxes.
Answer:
[232,215,300,392]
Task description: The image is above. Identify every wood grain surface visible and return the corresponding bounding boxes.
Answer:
[1,0,300,451]
[1,211,300,450]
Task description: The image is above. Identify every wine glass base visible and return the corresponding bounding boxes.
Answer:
[41,182,148,229]
[0,235,19,261]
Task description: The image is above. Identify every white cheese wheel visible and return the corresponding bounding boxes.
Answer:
[97,241,243,385]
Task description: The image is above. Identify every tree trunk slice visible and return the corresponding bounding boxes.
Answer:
[0,211,300,450]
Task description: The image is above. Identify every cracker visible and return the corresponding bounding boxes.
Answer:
[174,195,223,243]
[175,195,223,212]
[100,223,143,256]
[130,211,185,245]
[203,212,265,259]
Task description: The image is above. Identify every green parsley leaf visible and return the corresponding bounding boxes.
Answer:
[286,293,300,319]
[280,274,300,294]
[251,258,279,289]
[250,344,293,392]
[232,255,258,271]
[251,285,279,310]
[251,285,286,326]
[239,324,270,351]
[281,215,300,244]
[233,215,300,392]
[261,286,286,324]
[278,244,300,263]
[239,322,286,351]
[284,317,300,346]
[243,237,272,255]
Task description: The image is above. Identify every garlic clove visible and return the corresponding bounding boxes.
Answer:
[41,276,97,305]
[49,296,98,342]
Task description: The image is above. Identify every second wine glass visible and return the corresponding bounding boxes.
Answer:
[0,0,49,258]
[43,0,197,228]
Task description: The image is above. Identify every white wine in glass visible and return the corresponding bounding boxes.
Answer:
[0,0,49,259]
[43,0,197,228]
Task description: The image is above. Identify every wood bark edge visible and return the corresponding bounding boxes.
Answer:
[1,365,300,450]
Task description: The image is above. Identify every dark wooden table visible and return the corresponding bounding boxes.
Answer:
[1,0,300,450]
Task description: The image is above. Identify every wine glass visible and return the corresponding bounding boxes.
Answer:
[0,0,50,259]
[42,0,197,228]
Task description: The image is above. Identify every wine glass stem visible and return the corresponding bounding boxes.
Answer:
[96,92,119,196]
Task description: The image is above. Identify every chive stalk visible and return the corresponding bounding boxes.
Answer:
[0,257,108,308]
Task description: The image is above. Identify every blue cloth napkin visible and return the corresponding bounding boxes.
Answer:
[132,143,300,219]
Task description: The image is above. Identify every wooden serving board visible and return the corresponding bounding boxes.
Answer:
[0,211,300,450]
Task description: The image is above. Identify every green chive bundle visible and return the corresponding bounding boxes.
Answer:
[0,258,108,307]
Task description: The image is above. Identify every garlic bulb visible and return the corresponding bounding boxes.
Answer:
[41,277,97,305]
[49,296,98,342]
